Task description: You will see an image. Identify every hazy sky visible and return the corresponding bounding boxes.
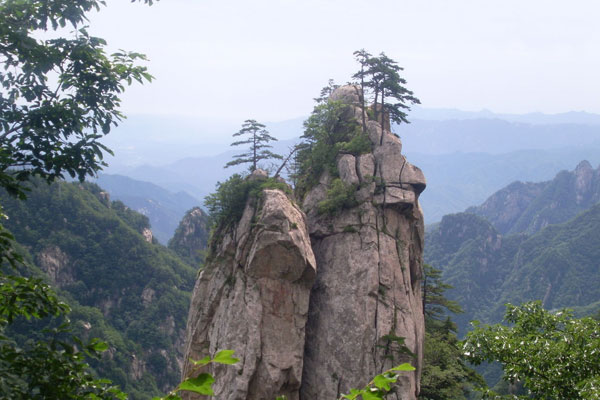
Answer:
[88,0,600,122]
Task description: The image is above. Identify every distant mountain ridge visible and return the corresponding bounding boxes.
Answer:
[425,161,600,338]
[426,203,600,334]
[408,107,600,126]
[467,160,600,235]
[101,110,600,225]
[94,174,201,244]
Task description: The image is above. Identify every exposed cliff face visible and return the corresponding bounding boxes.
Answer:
[300,86,426,400]
[182,184,316,400]
[182,85,426,400]
[37,245,74,287]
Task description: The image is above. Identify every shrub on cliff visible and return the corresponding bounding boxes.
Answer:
[204,174,291,255]
[294,100,369,199]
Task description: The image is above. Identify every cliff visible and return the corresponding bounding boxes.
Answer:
[300,86,425,400]
[182,86,426,399]
[182,181,316,399]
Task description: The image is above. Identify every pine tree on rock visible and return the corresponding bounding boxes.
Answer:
[353,50,420,144]
[225,119,282,172]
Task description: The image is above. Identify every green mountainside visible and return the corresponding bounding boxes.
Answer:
[0,179,198,399]
[426,203,600,337]
[467,160,600,235]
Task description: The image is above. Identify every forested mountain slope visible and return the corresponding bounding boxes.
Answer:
[467,160,600,235]
[425,203,600,336]
[0,179,198,399]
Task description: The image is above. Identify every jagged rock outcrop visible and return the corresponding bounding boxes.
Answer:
[169,207,210,265]
[181,86,426,400]
[37,245,74,287]
[300,86,426,400]
[182,182,316,400]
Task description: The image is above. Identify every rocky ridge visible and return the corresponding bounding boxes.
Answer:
[468,160,600,235]
[182,86,426,399]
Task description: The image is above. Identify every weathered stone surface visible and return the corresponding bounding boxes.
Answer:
[330,85,361,106]
[337,154,359,185]
[575,160,594,204]
[182,189,316,400]
[357,153,376,181]
[37,246,74,287]
[182,85,426,400]
[300,85,425,400]
[142,227,153,243]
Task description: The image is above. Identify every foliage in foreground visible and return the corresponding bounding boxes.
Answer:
[463,301,600,399]
[0,0,157,396]
[0,0,153,199]
[155,349,414,400]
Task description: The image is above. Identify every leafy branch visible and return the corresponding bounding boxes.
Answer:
[340,363,416,400]
[155,350,240,400]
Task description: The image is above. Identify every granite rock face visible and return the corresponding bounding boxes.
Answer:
[300,86,426,400]
[181,185,316,400]
[181,86,426,400]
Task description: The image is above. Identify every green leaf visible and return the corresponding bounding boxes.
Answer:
[362,389,383,400]
[341,388,362,399]
[212,349,239,365]
[191,356,211,366]
[372,374,395,391]
[91,340,109,352]
[177,373,215,395]
[390,363,415,372]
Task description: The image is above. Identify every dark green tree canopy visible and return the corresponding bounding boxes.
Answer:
[419,264,484,399]
[225,119,282,172]
[0,0,153,198]
[0,0,154,398]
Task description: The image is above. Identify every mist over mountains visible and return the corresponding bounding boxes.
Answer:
[99,108,600,231]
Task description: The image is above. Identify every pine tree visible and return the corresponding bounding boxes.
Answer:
[313,79,339,105]
[419,264,485,399]
[353,51,420,144]
[225,119,282,172]
[352,49,372,133]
